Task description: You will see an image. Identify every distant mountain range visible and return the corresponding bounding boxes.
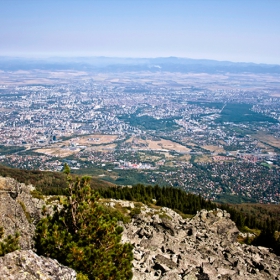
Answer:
[1,56,280,74]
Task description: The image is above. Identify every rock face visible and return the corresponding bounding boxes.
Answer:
[0,250,76,280]
[0,176,44,249]
[118,203,280,280]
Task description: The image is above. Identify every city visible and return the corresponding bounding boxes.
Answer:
[0,69,279,203]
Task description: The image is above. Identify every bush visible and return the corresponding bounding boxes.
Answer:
[0,227,20,256]
[35,171,133,280]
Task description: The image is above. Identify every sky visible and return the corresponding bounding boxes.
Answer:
[0,0,280,64]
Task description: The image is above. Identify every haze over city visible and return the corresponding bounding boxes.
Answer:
[1,0,280,64]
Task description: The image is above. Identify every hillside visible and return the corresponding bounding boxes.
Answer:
[0,175,279,279]
[0,164,280,242]
[0,164,113,195]
[0,164,280,246]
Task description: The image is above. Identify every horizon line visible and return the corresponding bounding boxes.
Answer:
[0,55,279,67]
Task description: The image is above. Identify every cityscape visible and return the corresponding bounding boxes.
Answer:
[0,66,279,204]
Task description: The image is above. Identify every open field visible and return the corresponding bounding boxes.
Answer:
[254,132,280,149]
[34,147,80,157]
[34,134,119,157]
[87,143,117,152]
[178,154,192,161]
[64,134,118,146]
[194,155,212,163]
[0,70,91,86]
[34,134,191,159]
[202,145,225,154]
[126,136,191,153]
[1,69,279,91]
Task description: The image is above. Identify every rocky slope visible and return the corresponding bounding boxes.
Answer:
[0,176,45,249]
[109,200,280,280]
[0,250,76,280]
[0,176,280,280]
[0,176,71,279]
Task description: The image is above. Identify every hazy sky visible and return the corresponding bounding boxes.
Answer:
[1,0,280,64]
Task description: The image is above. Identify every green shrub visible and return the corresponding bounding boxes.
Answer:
[129,207,141,217]
[35,171,133,280]
[0,227,20,256]
[77,273,89,280]
[30,190,44,200]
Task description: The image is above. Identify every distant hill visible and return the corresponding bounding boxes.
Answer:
[1,56,280,74]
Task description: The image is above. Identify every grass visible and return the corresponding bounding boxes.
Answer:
[18,200,32,223]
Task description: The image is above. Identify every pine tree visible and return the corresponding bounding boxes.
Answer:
[35,173,133,280]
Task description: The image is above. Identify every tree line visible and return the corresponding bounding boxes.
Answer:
[99,184,280,255]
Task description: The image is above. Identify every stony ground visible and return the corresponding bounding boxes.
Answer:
[0,176,279,280]
[110,200,280,280]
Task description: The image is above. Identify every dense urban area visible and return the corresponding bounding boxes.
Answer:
[0,67,280,204]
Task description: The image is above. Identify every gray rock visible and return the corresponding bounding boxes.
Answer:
[116,200,280,280]
[0,176,44,249]
[0,250,76,280]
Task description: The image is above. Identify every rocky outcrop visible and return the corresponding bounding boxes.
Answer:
[0,176,77,279]
[0,250,76,280]
[1,176,279,280]
[0,176,44,249]
[117,202,280,280]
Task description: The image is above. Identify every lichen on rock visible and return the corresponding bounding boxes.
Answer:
[0,250,76,280]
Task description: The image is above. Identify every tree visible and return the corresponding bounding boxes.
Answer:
[35,174,133,280]
[63,163,71,175]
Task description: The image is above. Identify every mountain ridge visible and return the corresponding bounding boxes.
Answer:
[1,56,280,73]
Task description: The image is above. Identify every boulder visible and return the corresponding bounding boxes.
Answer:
[0,176,45,249]
[112,200,280,280]
[0,250,76,280]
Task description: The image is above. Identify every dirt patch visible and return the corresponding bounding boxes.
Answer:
[178,154,191,161]
[87,143,117,152]
[34,147,79,157]
[62,134,118,146]
[126,136,190,153]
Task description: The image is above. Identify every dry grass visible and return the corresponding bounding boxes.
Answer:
[194,155,212,163]
[88,143,117,152]
[35,134,118,156]
[254,132,280,148]
[75,134,118,145]
[34,147,79,157]
[61,134,118,146]
[203,145,225,154]
[178,154,191,161]
[126,136,190,153]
